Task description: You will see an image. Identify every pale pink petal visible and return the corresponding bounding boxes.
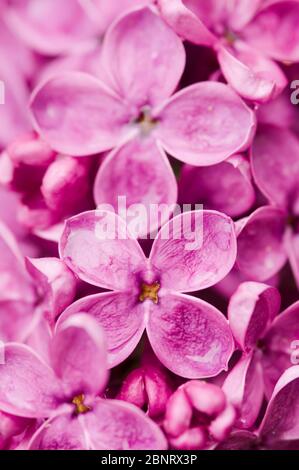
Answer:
[259,366,299,446]
[146,293,234,378]
[157,0,217,47]
[25,257,77,322]
[59,210,146,290]
[228,282,280,351]
[156,82,256,165]
[251,124,299,208]
[217,44,287,103]
[101,7,185,106]
[236,206,287,281]
[223,0,263,31]
[30,72,134,155]
[150,210,237,292]
[29,412,87,450]
[81,399,167,450]
[178,155,255,218]
[56,292,146,368]
[244,1,299,62]
[0,300,35,343]
[51,314,108,397]
[223,353,264,429]
[0,344,62,418]
[94,138,177,238]
[5,0,98,56]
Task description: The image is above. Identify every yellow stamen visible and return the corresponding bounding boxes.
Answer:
[72,394,91,414]
[139,281,160,304]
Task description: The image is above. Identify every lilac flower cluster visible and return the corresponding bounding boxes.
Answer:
[0,0,299,451]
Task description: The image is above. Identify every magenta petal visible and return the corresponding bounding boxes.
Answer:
[157,0,217,47]
[0,344,62,418]
[236,206,287,281]
[57,292,145,368]
[101,7,185,107]
[178,155,255,218]
[94,138,177,237]
[150,210,237,292]
[251,124,299,208]
[25,257,76,321]
[146,293,234,378]
[5,0,98,56]
[157,82,256,165]
[217,44,287,103]
[29,412,87,450]
[244,1,299,62]
[285,229,299,289]
[52,314,108,397]
[223,353,264,429]
[30,72,133,155]
[81,399,167,450]
[259,366,299,446]
[262,301,299,397]
[228,282,280,351]
[59,210,146,290]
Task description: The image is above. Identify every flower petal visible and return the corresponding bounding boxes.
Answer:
[57,292,145,368]
[5,0,98,56]
[178,155,255,218]
[52,314,108,397]
[59,210,146,290]
[236,206,287,281]
[251,124,299,208]
[150,210,237,292]
[223,353,264,429]
[81,399,167,450]
[156,82,256,165]
[259,366,299,446]
[30,72,133,155]
[157,0,217,47]
[217,44,287,103]
[0,344,62,418]
[29,412,87,450]
[244,1,299,62]
[146,293,234,378]
[228,282,281,351]
[94,138,177,238]
[101,7,185,107]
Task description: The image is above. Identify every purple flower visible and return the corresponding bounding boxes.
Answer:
[236,124,299,285]
[29,7,255,234]
[57,208,236,378]
[163,380,236,450]
[0,132,94,241]
[158,0,299,102]
[178,154,255,218]
[219,366,299,450]
[0,313,167,450]
[224,281,299,428]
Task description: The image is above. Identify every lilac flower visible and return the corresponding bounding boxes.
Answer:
[0,219,76,346]
[236,124,299,285]
[224,281,299,428]
[30,7,255,234]
[0,132,94,241]
[57,209,236,378]
[219,366,299,450]
[163,380,236,450]
[0,313,167,450]
[178,154,255,218]
[158,0,299,102]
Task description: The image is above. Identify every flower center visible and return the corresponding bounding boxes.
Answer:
[72,394,91,415]
[135,107,158,135]
[139,281,160,304]
[224,29,238,46]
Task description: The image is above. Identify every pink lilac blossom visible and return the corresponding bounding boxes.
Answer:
[0,0,299,453]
